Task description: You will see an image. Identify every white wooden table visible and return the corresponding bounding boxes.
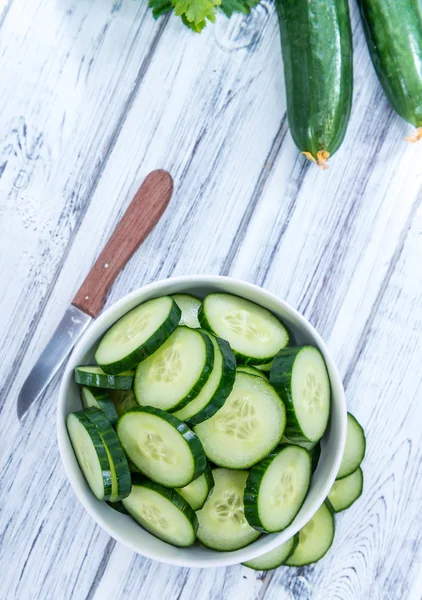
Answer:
[1,0,421,597]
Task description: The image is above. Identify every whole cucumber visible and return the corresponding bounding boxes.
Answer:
[275,0,353,168]
[358,0,422,142]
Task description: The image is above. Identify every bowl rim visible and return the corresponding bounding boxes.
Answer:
[57,274,347,568]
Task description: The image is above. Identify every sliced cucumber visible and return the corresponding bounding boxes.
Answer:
[66,411,112,501]
[106,500,130,515]
[117,406,206,488]
[310,443,321,474]
[194,372,286,469]
[199,293,289,364]
[337,413,366,479]
[134,326,214,412]
[122,476,197,547]
[108,389,137,417]
[196,469,260,551]
[176,464,214,510]
[95,296,181,374]
[242,534,299,570]
[328,467,363,512]
[236,365,268,380]
[270,346,331,442]
[253,361,273,372]
[81,386,118,425]
[244,445,312,533]
[285,502,334,566]
[172,333,236,426]
[75,366,134,390]
[171,294,202,328]
[84,407,132,501]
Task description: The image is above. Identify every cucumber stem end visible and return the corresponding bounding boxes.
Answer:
[301,150,330,170]
[405,127,422,143]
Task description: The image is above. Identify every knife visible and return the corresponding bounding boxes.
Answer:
[17,169,173,421]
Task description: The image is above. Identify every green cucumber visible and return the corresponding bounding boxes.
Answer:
[106,501,130,515]
[358,0,422,140]
[172,333,236,426]
[199,293,289,364]
[196,469,260,551]
[236,365,268,380]
[275,0,353,167]
[328,466,363,512]
[171,294,202,328]
[75,366,134,390]
[84,407,131,501]
[81,386,118,425]
[134,326,214,411]
[285,502,335,566]
[194,372,286,469]
[66,411,113,500]
[270,346,331,443]
[122,475,198,547]
[337,413,366,479]
[176,464,214,510]
[108,389,137,417]
[253,361,273,372]
[244,445,312,533]
[95,297,181,374]
[242,534,299,570]
[117,406,206,488]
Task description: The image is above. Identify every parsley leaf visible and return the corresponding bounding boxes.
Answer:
[219,0,260,17]
[172,0,221,28]
[148,0,173,19]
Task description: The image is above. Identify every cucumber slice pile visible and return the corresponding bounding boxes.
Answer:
[196,469,261,551]
[67,291,367,556]
[244,445,312,533]
[199,293,289,364]
[194,372,286,469]
[134,327,214,411]
[270,346,331,442]
[171,294,202,328]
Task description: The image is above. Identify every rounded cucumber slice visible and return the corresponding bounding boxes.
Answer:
[75,366,134,390]
[336,413,366,479]
[117,406,206,488]
[242,534,299,570]
[270,346,331,442]
[176,464,214,510]
[236,365,268,380]
[108,389,138,417]
[81,386,118,425]
[194,372,286,469]
[172,333,236,426]
[84,407,132,501]
[66,411,112,501]
[134,326,214,412]
[95,297,181,374]
[171,294,202,328]
[328,466,363,512]
[285,502,334,566]
[244,445,312,533]
[196,469,260,551]
[199,293,289,364]
[122,476,197,547]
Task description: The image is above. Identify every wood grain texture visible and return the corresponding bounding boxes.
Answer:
[72,170,173,316]
[0,0,421,598]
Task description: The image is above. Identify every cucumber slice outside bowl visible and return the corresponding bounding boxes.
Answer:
[117,406,207,488]
[242,534,299,570]
[58,275,347,567]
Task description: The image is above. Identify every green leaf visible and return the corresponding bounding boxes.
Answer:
[148,0,173,18]
[219,0,260,17]
[173,0,221,28]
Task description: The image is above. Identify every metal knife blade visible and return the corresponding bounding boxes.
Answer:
[17,306,92,420]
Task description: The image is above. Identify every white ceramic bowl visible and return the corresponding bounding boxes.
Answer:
[57,275,347,568]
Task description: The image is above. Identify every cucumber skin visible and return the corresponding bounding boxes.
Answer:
[275,0,353,160]
[97,300,181,375]
[336,412,366,480]
[242,533,299,570]
[118,406,207,485]
[75,368,134,390]
[84,407,132,501]
[125,474,198,536]
[244,445,311,533]
[182,337,237,427]
[66,411,113,500]
[236,365,268,380]
[358,0,422,128]
[270,346,329,443]
[81,387,119,426]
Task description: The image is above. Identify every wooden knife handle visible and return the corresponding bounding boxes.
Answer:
[72,170,173,318]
